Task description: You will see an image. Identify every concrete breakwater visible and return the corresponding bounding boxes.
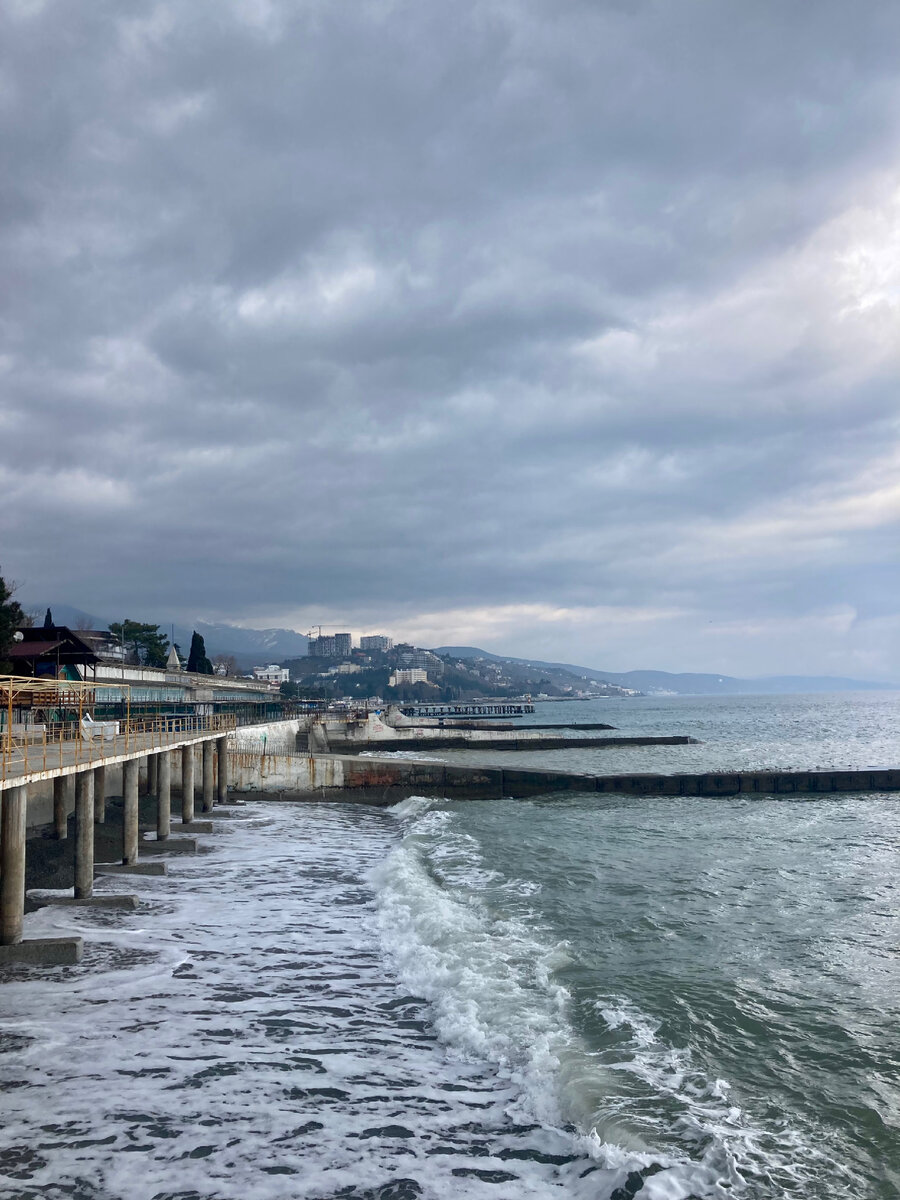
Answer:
[291,709,696,753]
[313,733,696,752]
[226,746,900,802]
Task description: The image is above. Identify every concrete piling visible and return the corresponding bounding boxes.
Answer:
[1,785,28,944]
[148,753,159,797]
[181,745,195,824]
[158,752,171,841]
[74,771,95,900]
[94,765,106,823]
[201,741,214,813]
[123,759,139,866]
[53,776,68,839]
[216,737,228,805]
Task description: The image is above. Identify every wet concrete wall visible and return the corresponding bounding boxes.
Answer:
[227,751,900,803]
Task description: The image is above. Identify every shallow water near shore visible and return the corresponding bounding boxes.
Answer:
[1,694,899,1198]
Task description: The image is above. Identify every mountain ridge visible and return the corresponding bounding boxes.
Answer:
[432,647,897,695]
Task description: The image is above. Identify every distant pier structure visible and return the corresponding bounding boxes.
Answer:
[400,702,535,719]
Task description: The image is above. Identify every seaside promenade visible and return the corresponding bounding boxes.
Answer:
[1,675,235,966]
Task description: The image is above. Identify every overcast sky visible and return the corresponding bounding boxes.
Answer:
[2,0,900,679]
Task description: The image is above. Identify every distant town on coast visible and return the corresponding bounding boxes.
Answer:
[3,591,894,703]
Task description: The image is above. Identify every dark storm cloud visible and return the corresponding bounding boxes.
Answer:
[2,0,900,676]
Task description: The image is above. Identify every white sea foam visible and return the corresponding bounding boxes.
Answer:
[591,997,854,1196]
[389,792,442,819]
[0,802,664,1200]
[360,750,447,761]
[368,802,766,1199]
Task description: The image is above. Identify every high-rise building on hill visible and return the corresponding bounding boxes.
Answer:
[398,648,443,675]
[309,633,352,658]
[360,635,393,651]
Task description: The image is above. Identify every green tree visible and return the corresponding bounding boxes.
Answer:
[109,620,169,668]
[43,607,53,629]
[0,571,25,672]
[187,630,213,675]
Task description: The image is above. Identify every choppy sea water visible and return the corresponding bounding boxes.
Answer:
[2,694,899,1199]
[437,691,900,774]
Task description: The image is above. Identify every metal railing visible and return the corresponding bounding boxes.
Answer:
[1,704,236,785]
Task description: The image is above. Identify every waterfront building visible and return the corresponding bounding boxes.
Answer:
[7,626,99,679]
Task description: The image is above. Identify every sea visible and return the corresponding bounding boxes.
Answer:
[1,692,898,1200]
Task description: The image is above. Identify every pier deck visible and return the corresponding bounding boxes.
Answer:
[1,720,232,791]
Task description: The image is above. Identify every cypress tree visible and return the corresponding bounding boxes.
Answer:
[43,608,53,629]
[187,631,213,675]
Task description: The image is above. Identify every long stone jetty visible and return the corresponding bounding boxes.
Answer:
[226,744,900,803]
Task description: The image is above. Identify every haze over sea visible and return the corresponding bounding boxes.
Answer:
[2,693,898,1199]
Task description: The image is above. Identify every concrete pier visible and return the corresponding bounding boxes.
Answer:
[94,765,106,823]
[53,776,68,839]
[74,771,95,899]
[0,780,84,966]
[181,746,195,824]
[201,741,214,813]
[1,785,28,944]
[217,737,228,805]
[0,712,230,967]
[123,759,139,866]
[157,752,171,841]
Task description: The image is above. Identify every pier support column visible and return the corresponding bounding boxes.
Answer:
[157,752,171,842]
[216,737,228,805]
[74,771,95,899]
[1,785,28,944]
[53,776,69,839]
[94,765,106,823]
[148,754,159,797]
[123,759,139,866]
[181,745,195,824]
[201,741,214,813]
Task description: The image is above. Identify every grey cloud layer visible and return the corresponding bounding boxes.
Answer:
[2,0,899,675]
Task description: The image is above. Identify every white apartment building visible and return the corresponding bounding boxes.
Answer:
[253,664,290,684]
[389,668,428,687]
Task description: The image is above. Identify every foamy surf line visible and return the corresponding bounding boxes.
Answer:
[0,800,640,1200]
[375,797,852,1200]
